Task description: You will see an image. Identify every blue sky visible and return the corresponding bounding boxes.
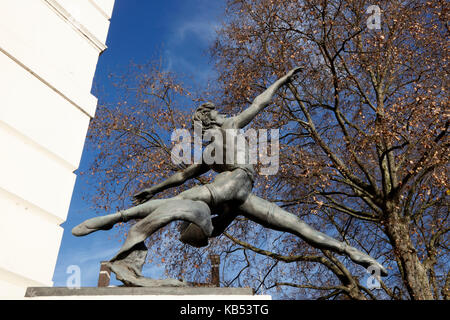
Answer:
[52,0,225,287]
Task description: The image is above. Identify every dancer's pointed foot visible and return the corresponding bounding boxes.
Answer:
[106,260,188,287]
[344,245,388,276]
[72,213,121,236]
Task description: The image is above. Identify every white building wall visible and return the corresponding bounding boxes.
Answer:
[0,0,115,298]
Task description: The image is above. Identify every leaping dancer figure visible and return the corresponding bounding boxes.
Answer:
[73,67,387,286]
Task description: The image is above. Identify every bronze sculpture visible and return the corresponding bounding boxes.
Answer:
[73,67,387,286]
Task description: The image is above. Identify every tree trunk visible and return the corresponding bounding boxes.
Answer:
[385,208,434,300]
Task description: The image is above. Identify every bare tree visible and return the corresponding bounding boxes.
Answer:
[83,0,448,300]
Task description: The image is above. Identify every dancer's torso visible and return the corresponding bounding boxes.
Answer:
[202,127,256,183]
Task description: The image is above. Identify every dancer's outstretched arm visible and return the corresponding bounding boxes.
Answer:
[232,67,302,129]
[133,163,209,204]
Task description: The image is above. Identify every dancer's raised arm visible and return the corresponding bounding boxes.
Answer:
[232,67,302,129]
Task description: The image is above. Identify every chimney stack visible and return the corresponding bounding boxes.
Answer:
[209,254,220,287]
[97,261,111,287]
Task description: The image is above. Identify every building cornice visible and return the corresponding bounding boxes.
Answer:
[88,0,112,20]
[42,0,107,53]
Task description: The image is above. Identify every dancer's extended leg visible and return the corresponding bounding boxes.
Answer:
[72,185,213,237]
[72,199,172,236]
[110,199,213,262]
[104,199,213,287]
[239,194,388,276]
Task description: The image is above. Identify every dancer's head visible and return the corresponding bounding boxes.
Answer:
[192,102,226,132]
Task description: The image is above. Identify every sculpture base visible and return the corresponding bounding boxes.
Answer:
[24,286,272,300]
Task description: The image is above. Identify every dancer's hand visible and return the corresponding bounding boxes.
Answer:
[133,188,155,205]
[285,66,302,83]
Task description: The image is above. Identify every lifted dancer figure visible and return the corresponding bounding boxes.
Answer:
[73,67,387,286]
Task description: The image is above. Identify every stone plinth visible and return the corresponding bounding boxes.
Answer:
[24,286,272,300]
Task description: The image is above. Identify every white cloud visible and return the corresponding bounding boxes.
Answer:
[162,5,222,83]
[173,19,220,44]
